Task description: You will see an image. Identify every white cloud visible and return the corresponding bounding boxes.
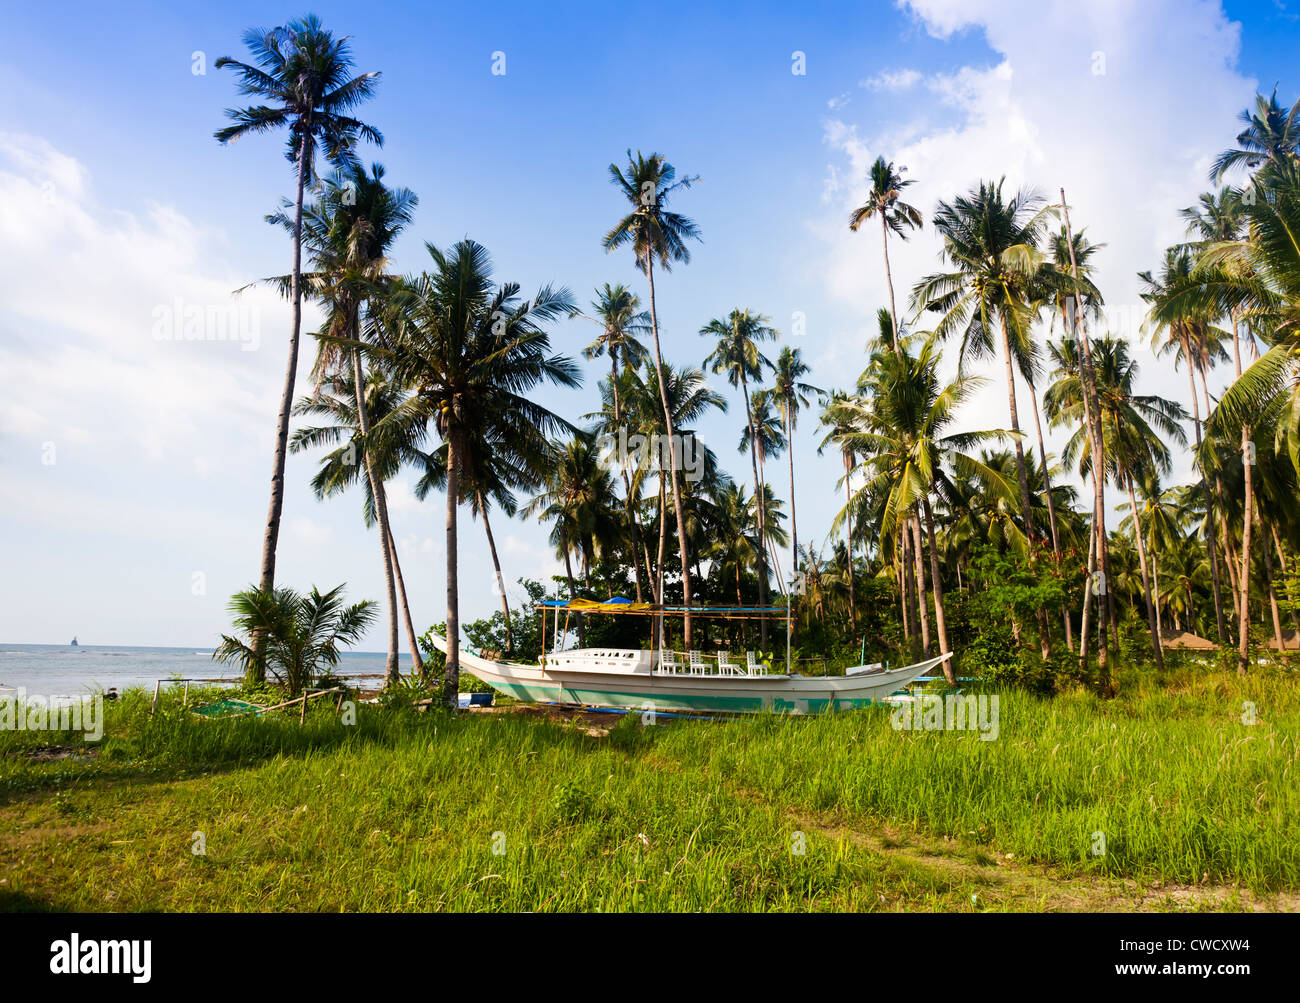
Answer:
[862,68,922,92]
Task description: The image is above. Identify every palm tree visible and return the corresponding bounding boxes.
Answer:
[848,157,923,350]
[912,179,1053,550]
[1045,336,1188,667]
[213,584,376,695]
[769,347,823,570]
[270,163,416,685]
[702,309,778,645]
[829,334,1015,680]
[526,434,619,647]
[580,284,651,600]
[604,151,701,646]
[1210,88,1300,183]
[380,240,579,708]
[818,392,859,638]
[741,390,789,589]
[1140,246,1232,644]
[214,17,383,678]
[290,367,429,678]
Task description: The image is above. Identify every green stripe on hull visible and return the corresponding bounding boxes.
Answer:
[484,679,878,715]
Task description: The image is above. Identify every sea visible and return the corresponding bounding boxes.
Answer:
[0,643,394,696]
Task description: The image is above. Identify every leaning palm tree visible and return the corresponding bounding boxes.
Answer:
[848,156,923,350]
[769,346,823,569]
[269,163,417,685]
[818,392,859,637]
[214,17,383,677]
[603,151,701,646]
[379,240,579,708]
[701,309,778,644]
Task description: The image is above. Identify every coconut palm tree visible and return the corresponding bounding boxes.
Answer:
[525,434,619,647]
[912,179,1053,550]
[827,334,1017,679]
[702,309,778,644]
[1140,246,1233,644]
[379,240,579,708]
[769,346,823,570]
[848,157,923,350]
[603,151,701,646]
[1045,336,1188,667]
[580,284,651,600]
[818,392,861,638]
[213,584,376,696]
[1210,88,1300,183]
[214,17,383,676]
[269,162,416,684]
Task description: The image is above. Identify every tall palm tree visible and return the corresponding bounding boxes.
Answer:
[702,309,778,645]
[1210,88,1300,182]
[769,347,823,570]
[270,163,416,684]
[1140,246,1232,644]
[214,17,383,679]
[741,390,789,589]
[913,179,1057,658]
[829,334,1015,679]
[818,392,859,638]
[580,284,651,600]
[1045,336,1188,667]
[380,240,579,708]
[848,157,923,350]
[604,151,701,646]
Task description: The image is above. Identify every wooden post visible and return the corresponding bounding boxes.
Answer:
[182,681,190,708]
[150,680,161,717]
[300,689,310,725]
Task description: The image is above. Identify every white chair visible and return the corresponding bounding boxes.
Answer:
[658,649,684,674]
[717,651,738,675]
[688,650,707,675]
[746,651,765,675]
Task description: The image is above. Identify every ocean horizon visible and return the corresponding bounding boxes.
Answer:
[0,642,396,696]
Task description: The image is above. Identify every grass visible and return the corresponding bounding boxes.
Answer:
[0,667,1296,912]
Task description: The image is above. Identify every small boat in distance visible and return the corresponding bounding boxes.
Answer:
[428,599,951,715]
[70,636,78,647]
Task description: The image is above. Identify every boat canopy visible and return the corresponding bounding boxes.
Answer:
[538,598,784,620]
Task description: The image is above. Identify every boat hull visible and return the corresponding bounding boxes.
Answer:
[427,635,951,715]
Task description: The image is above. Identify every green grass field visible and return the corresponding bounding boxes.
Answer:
[1,666,1296,912]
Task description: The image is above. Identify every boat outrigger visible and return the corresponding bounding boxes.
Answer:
[429,598,951,715]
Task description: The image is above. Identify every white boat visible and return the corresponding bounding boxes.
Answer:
[426,632,951,715]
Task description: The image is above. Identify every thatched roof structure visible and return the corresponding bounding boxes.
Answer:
[1270,629,1300,651]
[1159,630,1218,651]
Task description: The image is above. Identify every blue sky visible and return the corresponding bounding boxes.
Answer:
[1,0,1298,648]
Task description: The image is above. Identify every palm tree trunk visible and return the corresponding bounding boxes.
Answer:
[910,513,931,655]
[350,346,399,686]
[611,356,647,603]
[880,213,900,352]
[478,493,513,653]
[1000,319,1052,659]
[1029,382,1073,652]
[644,257,692,648]
[742,376,768,649]
[786,410,799,573]
[1126,476,1164,670]
[1239,424,1254,674]
[385,523,424,677]
[922,498,952,681]
[842,452,857,637]
[443,430,462,710]
[1259,511,1284,653]
[252,134,314,686]
[1180,336,1227,643]
[563,542,583,649]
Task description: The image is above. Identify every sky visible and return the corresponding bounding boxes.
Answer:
[1,0,1298,648]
